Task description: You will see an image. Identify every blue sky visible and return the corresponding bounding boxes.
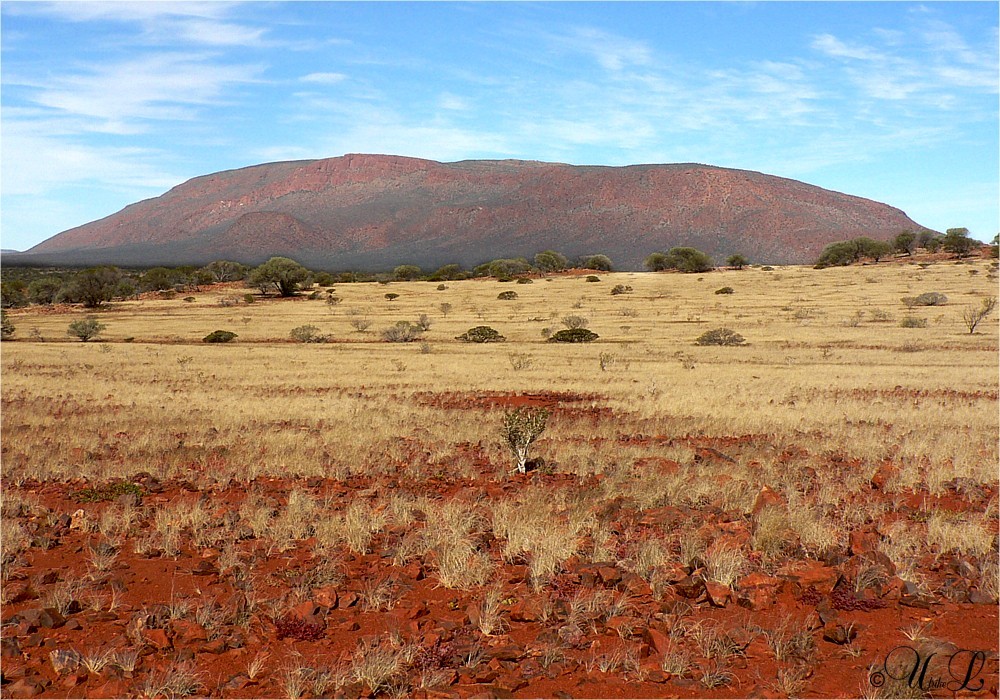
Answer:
[2,1,997,252]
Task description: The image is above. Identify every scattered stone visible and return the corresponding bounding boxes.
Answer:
[1,637,22,658]
[49,648,81,675]
[141,627,172,650]
[674,575,706,599]
[705,581,732,607]
[823,623,859,645]
[5,678,47,698]
[641,627,672,656]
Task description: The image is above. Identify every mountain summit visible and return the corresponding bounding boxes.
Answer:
[25,154,925,269]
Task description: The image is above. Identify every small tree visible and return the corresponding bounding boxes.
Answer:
[497,291,518,300]
[644,252,670,271]
[942,228,976,257]
[393,265,422,281]
[439,302,453,316]
[63,266,123,308]
[200,260,249,282]
[665,247,714,273]
[726,254,748,270]
[248,257,310,297]
[561,315,589,329]
[893,231,916,256]
[534,250,568,273]
[580,254,613,271]
[203,329,238,343]
[1,310,14,340]
[68,316,107,342]
[500,407,549,474]
[962,297,997,334]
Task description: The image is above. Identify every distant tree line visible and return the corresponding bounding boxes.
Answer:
[814,228,982,268]
[0,249,621,309]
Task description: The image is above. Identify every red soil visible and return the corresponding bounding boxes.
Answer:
[1,394,997,699]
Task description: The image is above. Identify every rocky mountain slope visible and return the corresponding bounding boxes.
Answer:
[21,154,927,269]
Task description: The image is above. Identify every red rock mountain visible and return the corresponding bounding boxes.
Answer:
[24,154,926,269]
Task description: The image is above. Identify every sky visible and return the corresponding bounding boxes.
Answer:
[2,1,998,252]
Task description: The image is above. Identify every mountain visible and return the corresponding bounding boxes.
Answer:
[20,154,927,270]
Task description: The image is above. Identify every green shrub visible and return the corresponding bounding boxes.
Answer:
[549,328,599,343]
[497,291,518,300]
[516,277,533,284]
[456,326,506,343]
[585,275,601,282]
[381,321,423,342]
[914,292,947,306]
[68,316,107,342]
[611,284,632,295]
[75,481,143,503]
[1,310,13,341]
[436,284,448,291]
[899,316,928,328]
[385,293,400,301]
[290,325,328,343]
[760,266,774,271]
[243,293,256,304]
[695,328,746,346]
[715,287,734,295]
[203,330,238,343]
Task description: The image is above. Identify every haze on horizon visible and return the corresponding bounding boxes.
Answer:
[2,1,998,252]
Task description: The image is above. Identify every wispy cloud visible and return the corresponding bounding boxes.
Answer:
[300,72,348,85]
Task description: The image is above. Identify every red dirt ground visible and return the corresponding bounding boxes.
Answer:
[1,392,997,699]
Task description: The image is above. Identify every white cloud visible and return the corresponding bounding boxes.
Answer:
[22,53,263,132]
[300,72,348,85]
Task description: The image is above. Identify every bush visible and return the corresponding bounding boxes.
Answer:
[549,328,599,343]
[694,328,746,346]
[290,325,328,343]
[1,310,13,340]
[715,287,734,295]
[497,291,518,300]
[585,275,601,282]
[203,329,237,343]
[385,293,400,301]
[68,316,107,342]
[436,284,448,291]
[516,277,534,284]
[350,318,371,332]
[500,407,549,474]
[914,292,948,306]
[579,254,613,271]
[243,293,256,304]
[381,321,423,342]
[610,284,632,295]
[962,297,997,334]
[248,257,309,297]
[561,315,589,329]
[761,266,774,271]
[899,316,928,328]
[456,326,506,343]
[183,296,196,303]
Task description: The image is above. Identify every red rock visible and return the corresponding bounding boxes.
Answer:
[339,592,359,608]
[313,586,339,609]
[620,573,652,596]
[705,581,732,607]
[510,599,542,623]
[674,575,706,599]
[402,561,424,580]
[141,627,172,650]
[5,678,46,698]
[2,637,22,658]
[751,486,785,515]
[779,561,838,589]
[642,627,673,656]
[596,566,622,586]
[849,527,879,556]
[170,619,208,645]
